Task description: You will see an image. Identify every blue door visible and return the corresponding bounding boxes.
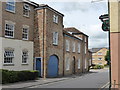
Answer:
[36,58,42,77]
[47,55,58,77]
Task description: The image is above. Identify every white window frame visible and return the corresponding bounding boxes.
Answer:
[78,43,81,53]
[98,58,102,60]
[5,21,15,38]
[53,15,58,23]
[98,52,102,55]
[66,57,70,71]
[85,58,87,69]
[53,32,58,45]
[4,49,14,64]
[78,59,81,69]
[22,25,29,40]
[6,0,15,13]
[66,40,70,52]
[72,42,75,52]
[23,4,31,17]
[22,50,28,64]
[85,43,87,54]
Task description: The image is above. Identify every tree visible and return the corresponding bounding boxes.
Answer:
[105,50,110,65]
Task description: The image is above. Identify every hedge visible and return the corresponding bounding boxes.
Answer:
[92,65,104,69]
[0,69,39,84]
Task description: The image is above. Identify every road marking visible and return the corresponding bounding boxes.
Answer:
[99,82,109,90]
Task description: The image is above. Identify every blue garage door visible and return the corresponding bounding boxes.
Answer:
[47,55,58,77]
[36,58,42,77]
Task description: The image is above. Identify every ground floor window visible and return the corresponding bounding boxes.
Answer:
[22,50,28,64]
[78,59,81,69]
[4,49,14,64]
[66,57,70,71]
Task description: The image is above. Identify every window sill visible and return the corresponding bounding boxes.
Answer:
[53,44,58,46]
[22,63,29,65]
[6,9,15,14]
[3,64,14,66]
[23,15,30,18]
[5,36,14,39]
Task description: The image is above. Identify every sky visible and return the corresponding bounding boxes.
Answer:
[32,0,108,49]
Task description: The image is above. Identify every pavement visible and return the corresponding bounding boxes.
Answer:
[2,69,109,89]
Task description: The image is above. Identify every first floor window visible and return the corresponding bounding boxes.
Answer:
[66,57,70,70]
[4,49,14,64]
[22,51,28,64]
[78,43,81,53]
[53,32,58,45]
[66,40,70,51]
[78,59,81,69]
[5,22,14,38]
[22,27,29,40]
[72,42,75,52]
[85,58,87,69]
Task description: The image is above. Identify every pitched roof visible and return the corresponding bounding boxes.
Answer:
[63,27,88,37]
[89,47,109,53]
[63,30,82,41]
[35,4,64,17]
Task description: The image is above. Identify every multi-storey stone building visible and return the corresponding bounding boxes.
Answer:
[0,0,38,71]
[0,0,91,78]
[90,48,108,65]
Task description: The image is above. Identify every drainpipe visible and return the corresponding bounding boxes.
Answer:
[108,0,111,89]
[43,8,46,79]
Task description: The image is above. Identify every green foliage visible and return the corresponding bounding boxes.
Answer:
[1,69,39,84]
[92,65,104,69]
[105,50,110,65]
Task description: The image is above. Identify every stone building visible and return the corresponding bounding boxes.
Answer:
[90,48,108,65]
[63,27,90,75]
[0,0,38,71]
[0,1,91,78]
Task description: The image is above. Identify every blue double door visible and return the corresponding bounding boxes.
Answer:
[47,55,59,77]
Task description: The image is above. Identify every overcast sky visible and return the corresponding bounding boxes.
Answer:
[32,0,108,49]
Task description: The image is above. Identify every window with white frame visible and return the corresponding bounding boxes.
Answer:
[4,49,14,64]
[22,26,29,40]
[53,15,58,23]
[85,37,87,42]
[85,58,87,69]
[98,58,102,60]
[85,43,87,54]
[78,59,81,69]
[6,0,15,13]
[53,32,58,45]
[98,52,102,55]
[89,59,92,66]
[66,57,70,71]
[66,40,70,51]
[23,4,31,17]
[22,50,28,64]
[5,22,14,38]
[78,43,81,53]
[72,42,75,52]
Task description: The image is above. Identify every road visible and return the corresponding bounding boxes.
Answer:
[29,69,109,88]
